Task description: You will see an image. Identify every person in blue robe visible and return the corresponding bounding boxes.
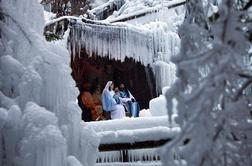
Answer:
[101,81,125,119]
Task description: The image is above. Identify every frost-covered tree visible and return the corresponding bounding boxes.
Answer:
[162,0,252,165]
[0,0,98,166]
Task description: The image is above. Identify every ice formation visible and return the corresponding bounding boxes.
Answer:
[69,0,185,96]
[69,19,181,96]
[88,0,126,20]
[0,0,99,166]
[152,61,176,94]
[97,148,160,163]
[93,116,180,165]
[70,19,181,65]
[87,115,180,164]
[90,115,180,164]
[106,0,186,23]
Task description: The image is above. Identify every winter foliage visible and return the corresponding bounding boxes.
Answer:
[0,0,99,166]
[162,0,252,165]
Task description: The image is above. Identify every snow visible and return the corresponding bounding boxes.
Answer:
[161,0,252,165]
[67,156,84,166]
[124,6,185,28]
[91,0,110,9]
[0,0,99,166]
[139,109,152,117]
[44,11,56,24]
[87,115,179,163]
[86,116,172,132]
[105,0,186,23]
[149,86,178,117]
[0,55,25,97]
[45,16,82,27]
[18,102,67,166]
[89,0,126,20]
[149,94,167,117]
[98,126,180,144]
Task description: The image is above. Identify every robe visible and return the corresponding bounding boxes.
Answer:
[102,81,125,119]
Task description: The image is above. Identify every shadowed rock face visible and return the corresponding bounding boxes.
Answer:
[71,48,157,109]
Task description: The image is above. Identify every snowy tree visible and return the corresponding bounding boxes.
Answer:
[162,0,252,166]
[0,0,99,166]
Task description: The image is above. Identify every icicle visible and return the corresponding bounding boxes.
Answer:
[69,17,181,70]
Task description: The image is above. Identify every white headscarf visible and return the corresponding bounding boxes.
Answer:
[102,81,116,111]
[103,81,113,92]
[103,81,115,96]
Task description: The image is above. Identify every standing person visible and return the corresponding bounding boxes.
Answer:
[91,85,105,120]
[81,82,104,121]
[113,87,122,104]
[79,82,93,122]
[102,81,125,119]
[119,83,140,117]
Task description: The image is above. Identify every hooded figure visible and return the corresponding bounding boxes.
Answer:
[102,81,125,119]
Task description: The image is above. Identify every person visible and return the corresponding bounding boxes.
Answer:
[79,82,92,122]
[91,85,105,120]
[102,81,125,119]
[81,82,101,121]
[119,83,140,117]
[113,87,121,104]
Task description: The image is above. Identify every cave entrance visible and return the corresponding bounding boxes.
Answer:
[71,50,157,120]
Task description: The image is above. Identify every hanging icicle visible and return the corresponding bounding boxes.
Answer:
[96,148,160,163]
[69,20,180,66]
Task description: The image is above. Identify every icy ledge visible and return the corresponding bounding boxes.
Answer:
[98,126,180,144]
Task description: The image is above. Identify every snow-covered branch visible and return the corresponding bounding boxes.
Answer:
[162,0,252,165]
